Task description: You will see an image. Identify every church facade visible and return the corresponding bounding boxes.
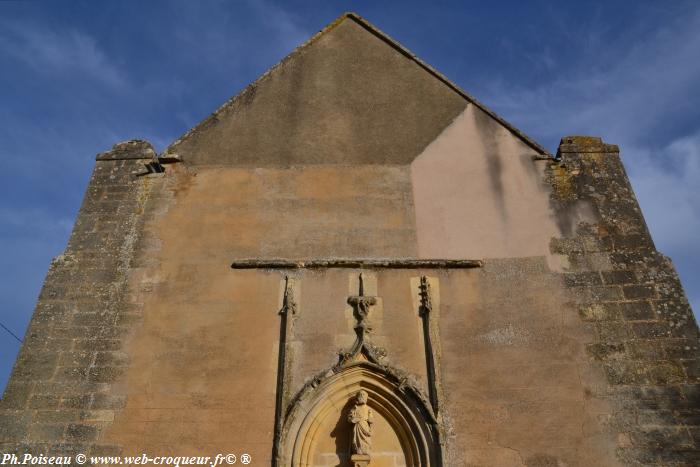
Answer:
[2,13,699,467]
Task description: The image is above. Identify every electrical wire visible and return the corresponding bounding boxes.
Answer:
[0,321,22,343]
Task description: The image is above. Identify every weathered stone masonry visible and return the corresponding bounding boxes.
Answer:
[2,12,699,467]
[0,141,160,459]
[549,136,700,465]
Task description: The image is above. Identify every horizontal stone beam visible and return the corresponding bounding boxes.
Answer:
[230,259,482,269]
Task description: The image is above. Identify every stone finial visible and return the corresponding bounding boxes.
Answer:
[418,275,432,317]
[339,274,386,365]
[347,273,377,334]
[279,275,297,316]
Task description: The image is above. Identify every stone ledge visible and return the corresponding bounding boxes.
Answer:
[556,135,620,157]
[230,258,483,269]
[95,140,155,161]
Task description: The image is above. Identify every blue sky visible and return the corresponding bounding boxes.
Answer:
[1,0,699,392]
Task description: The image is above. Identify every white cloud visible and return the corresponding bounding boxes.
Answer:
[628,133,700,250]
[480,7,700,146]
[0,19,126,88]
[478,6,700,313]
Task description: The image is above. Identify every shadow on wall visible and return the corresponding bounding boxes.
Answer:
[329,398,355,467]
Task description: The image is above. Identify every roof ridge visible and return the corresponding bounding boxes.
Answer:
[163,12,357,156]
[344,12,550,156]
[164,12,551,157]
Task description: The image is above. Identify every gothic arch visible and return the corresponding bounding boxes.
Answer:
[278,360,442,467]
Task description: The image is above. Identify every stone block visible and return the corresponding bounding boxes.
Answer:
[60,395,93,410]
[615,447,656,464]
[27,394,60,409]
[656,448,700,464]
[601,270,637,285]
[631,426,693,449]
[87,367,124,383]
[682,360,700,382]
[663,340,699,360]
[563,271,602,287]
[91,394,127,410]
[13,352,59,381]
[53,367,88,383]
[596,321,632,341]
[637,409,677,426]
[81,410,115,422]
[625,340,664,360]
[578,285,623,302]
[58,351,96,368]
[28,424,65,442]
[66,424,99,443]
[579,303,621,321]
[644,361,686,385]
[0,412,30,441]
[586,342,625,361]
[604,361,645,385]
[33,410,81,424]
[617,301,655,321]
[0,382,33,409]
[632,322,670,339]
[623,284,657,300]
[73,339,122,352]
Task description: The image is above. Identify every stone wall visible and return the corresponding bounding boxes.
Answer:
[3,134,699,466]
[0,141,158,458]
[1,14,698,464]
[547,136,700,465]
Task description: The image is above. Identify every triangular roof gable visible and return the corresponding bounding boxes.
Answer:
[340,13,549,156]
[164,12,550,165]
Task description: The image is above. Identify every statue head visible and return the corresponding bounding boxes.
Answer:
[356,390,368,405]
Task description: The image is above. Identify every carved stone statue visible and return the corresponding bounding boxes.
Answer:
[348,390,374,459]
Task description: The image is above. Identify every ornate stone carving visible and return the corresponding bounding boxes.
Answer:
[276,272,445,467]
[272,276,297,466]
[418,275,432,317]
[348,273,375,334]
[419,276,440,416]
[349,389,374,466]
[279,275,297,317]
[341,273,386,365]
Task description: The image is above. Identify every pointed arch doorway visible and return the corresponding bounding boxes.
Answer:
[273,273,444,467]
[278,359,442,467]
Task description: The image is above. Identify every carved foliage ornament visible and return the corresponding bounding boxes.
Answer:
[342,273,386,365]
